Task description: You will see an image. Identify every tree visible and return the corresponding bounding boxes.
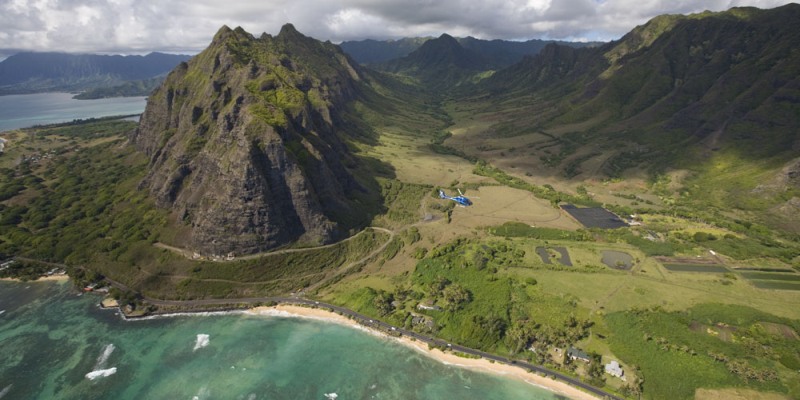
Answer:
[585,353,606,387]
[505,321,534,354]
[442,283,471,311]
[372,291,394,316]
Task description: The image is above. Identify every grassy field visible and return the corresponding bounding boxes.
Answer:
[3,67,800,400]
[605,304,798,399]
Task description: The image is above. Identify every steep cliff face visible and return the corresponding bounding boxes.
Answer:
[131,25,367,255]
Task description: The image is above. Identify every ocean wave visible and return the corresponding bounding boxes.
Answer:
[0,310,5,316]
[85,367,117,380]
[324,393,338,399]
[94,344,115,370]
[124,310,246,321]
[0,385,12,399]
[193,334,210,351]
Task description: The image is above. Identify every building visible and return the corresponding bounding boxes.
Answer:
[567,347,591,363]
[605,360,625,378]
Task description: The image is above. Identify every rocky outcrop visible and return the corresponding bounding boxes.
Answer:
[131,25,368,255]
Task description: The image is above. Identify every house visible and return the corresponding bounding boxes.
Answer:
[567,347,591,363]
[411,314,435,330]
[605,360,625,378]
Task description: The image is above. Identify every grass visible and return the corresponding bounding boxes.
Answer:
[663,264,729,273]
[606,304,799,399]
[489,222,592,241]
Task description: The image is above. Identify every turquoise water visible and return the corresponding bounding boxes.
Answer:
[0,281,562,400]
[0,93,147,132]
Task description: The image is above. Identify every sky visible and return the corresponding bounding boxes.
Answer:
[0,0,795,58]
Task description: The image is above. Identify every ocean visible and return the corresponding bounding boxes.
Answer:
[0,93,147,132]
[0,281,562,400]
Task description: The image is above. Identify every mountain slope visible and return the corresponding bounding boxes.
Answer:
[0,52,190,94]
[131,25,375,255]
[378,34,491,89]
[338,37,432,65]
[340,36,599,67]
[482,4,800,168]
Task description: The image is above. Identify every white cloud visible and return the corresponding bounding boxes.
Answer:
[0,0,794,55]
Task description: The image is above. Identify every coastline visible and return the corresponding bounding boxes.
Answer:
[248,304,601,400]
[0,274,69,282]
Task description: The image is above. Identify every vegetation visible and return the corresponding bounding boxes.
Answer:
[606,304,799,399]
[6,9,800,399]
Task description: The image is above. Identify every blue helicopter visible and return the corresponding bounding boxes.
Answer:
[439,189,473,207]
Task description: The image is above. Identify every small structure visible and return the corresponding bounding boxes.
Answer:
[0,259,16,271]
[417,302,441,311]
[605,360,625,379]
[567,347,591,363]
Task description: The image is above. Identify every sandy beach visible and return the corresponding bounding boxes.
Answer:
[249,304,601,400]
[0,274,69,282]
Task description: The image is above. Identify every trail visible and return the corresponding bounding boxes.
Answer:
[154,227,392,262]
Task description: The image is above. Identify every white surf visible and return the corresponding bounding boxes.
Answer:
[193,334,210,351]
[85,367,117,380]
[94,344,115,369]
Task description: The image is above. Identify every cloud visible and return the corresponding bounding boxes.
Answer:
[0,0,794,55]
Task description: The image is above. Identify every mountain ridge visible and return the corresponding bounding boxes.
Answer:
[339,36,600,66]
[0,52,191,95]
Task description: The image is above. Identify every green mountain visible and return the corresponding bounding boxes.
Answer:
[458,4,800,231]
[378,34,492,89]
[484,5,800,166]
[132,25,382,255]
[338,37,432,64]
[340,36,600,67]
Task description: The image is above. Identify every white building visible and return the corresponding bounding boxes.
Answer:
[605,360,625,378]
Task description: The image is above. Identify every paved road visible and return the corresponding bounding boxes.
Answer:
[102,277,621,400]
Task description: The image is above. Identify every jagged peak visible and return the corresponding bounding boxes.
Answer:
[278,23,302,38]
[212,25,254,45]
[213,25,234,41]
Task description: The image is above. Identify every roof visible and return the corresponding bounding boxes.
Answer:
[605,360,624,376]
[567,347,591,360]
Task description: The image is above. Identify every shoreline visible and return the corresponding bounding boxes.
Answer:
[248,304,601,400]
[0,274,69,282]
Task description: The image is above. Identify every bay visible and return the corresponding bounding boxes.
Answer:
[0,281,562,400]
[0,93,146,132]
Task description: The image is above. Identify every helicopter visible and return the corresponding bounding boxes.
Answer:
[439,189,473,207]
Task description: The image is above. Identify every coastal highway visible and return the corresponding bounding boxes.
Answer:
[101,277,622,400]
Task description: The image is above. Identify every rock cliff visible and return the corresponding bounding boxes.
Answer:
[131,25,368,255]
